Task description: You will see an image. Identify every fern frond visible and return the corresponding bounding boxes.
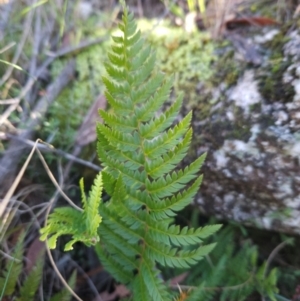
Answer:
[40,174,103,250]
[146,154,206,199]
[147,176,203,220]
[144,112,192,159]
[93,4,222,300]
[0,231,24,296]
[146,128,193,179]
[149,224,222,247]
[95,245,133,284]
[140,93,183,139]
[17,251,44,301]
[30,3,223,300]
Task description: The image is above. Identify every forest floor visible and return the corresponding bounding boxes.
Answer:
[1,0,300,300]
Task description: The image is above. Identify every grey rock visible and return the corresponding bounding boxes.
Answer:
[191,29,300,234]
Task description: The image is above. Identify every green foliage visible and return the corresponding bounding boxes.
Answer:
[0,232,24,297]
[44,29,109,151]
[182,225,279,301]
[95,4,221,300]
[16,252,44,301]
[137,18,215,99]
[40,173,103,251]
[0,232,75,301]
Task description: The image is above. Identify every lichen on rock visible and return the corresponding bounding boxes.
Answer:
[188,21,300,235]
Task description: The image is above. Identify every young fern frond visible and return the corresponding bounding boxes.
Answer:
[40,173,103,251]
[96,4,221,300]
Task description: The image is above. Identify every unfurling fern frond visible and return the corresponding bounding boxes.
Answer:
[96,3,221,300]
[40,173,103,251]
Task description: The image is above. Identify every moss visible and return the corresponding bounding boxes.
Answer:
[211,49,243,87]
[257,21,299,103]
[138,19,216,101]
[258,58,295,103]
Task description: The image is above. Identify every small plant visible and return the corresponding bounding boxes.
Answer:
[183,225,280,301]
[0,232,76,301]
[40,173,103,251]
[40,3,221,300]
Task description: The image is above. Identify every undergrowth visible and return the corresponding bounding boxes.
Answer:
[0,231,76,301]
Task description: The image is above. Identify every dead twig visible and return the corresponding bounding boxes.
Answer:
[1,133,101,172]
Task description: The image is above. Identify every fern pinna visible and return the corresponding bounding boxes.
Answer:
[96,4,221,300]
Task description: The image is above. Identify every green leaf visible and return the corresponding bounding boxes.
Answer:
[40,174,103,250]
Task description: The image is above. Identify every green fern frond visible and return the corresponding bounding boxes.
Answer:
[95,3,221,300]
[149,224,222,247]
[146,239,216,268]
[40,173,103,250]
[95,245,133,284]
[0,231,24,296]
[140,257,171,301]
[16,251,44,301]
[146,175,203,220]
[140,93,183,139]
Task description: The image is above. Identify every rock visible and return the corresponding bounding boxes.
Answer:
[190,26,300,235]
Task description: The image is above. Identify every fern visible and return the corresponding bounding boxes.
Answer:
[96,3,221,300]
[40,173,103,251]
[16,252,44,301]
[184,225,279,301]
[0,232,75,301]
[39,3,221,300]
[0,231,24,296]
